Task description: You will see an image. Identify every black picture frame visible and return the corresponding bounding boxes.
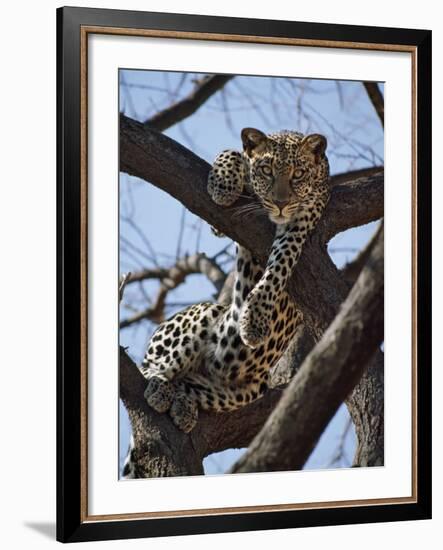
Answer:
[57,6,432,543]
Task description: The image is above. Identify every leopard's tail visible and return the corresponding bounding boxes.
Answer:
[179,372,268,413]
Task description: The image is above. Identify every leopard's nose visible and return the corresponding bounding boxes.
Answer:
[274,200,289,212]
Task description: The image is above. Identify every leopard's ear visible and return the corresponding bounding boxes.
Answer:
[241,127,268,157]
[300,133,327,161]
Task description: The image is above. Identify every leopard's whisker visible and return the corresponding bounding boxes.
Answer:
[231,207,264,219]
[236,193,256,200]
[241,208,268,220]
[230,203,263,215]
[231,199,261,208]
[234,203,263,212]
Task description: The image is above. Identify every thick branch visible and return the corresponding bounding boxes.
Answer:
[330,165,383,187]
[347,350,384,466]
[120,348,204,477]
[144,75,234,132]
[342,222,382,284]
[120,346,286,465]
[231,226,384,473]
[120,114,383,253]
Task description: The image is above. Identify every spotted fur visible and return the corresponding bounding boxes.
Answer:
[124,127,329,472]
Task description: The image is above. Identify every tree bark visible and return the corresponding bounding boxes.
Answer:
[231,226,384,473]
[120,348,204,477]
[120,346,286,472]
[119,115,385,474]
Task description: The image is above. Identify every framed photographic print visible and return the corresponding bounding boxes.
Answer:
[57,6,432,543]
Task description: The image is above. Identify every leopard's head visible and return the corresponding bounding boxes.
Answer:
[241,128,329,225]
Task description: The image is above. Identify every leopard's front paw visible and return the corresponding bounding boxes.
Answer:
[207,180,241,207]
[144,376,174,414]
[207,150,244,207]
[239,307,270,349]
[169,392,198,433]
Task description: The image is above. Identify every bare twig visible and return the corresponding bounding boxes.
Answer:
[144,75,234,132]
[121,216,159,267]
[120,253,226,328]
[124,267,169,284]
[176,207,186,259]
[119,72,137,118]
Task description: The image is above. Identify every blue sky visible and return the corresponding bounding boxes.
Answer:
[119,70,384,476]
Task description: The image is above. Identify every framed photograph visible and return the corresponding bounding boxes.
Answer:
[57,6,431,543]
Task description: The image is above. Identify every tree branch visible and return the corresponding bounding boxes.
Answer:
[120,114,383,251]
[363,82,384,127]
[341,222,382,284]
[330,165,383,187]
[125,252,226,290]
[120,253,226,327]
[120,347,204,477]
[144,75,234,132]
[120,346,286,464]
[231,225,384,473]
[118,272,131,302]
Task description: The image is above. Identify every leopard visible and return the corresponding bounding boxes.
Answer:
[122,127,329,478]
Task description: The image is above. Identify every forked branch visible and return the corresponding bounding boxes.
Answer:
[231,225,384,473]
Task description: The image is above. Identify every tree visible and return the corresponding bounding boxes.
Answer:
[118,72,384,477]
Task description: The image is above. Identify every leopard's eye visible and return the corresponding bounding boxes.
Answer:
[260,165,273,176]
[293,168,304,180]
